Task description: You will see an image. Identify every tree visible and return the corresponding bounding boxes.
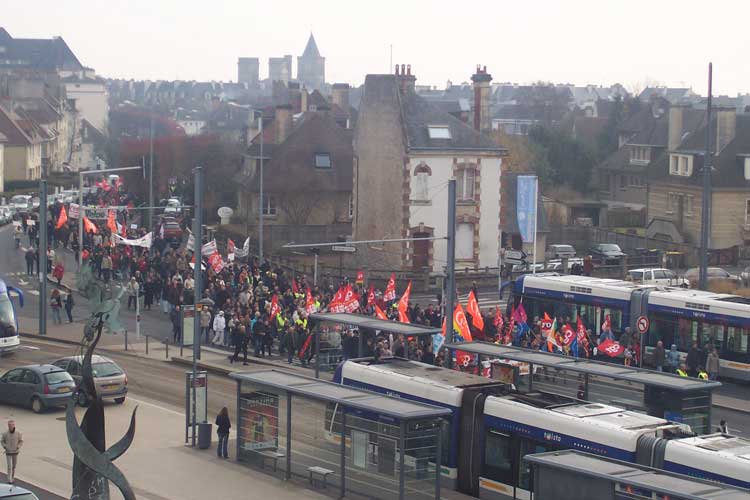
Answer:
[597,95,624,158]
[528,125,596,192]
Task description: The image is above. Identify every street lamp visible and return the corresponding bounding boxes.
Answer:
[191,296,214,447]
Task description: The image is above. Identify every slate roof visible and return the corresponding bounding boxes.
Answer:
[0,106,34,145]
[241,112,352,193]
[0,28,83,72]
[647,113,750,189]
[301,33,321,58]
[400,87,504,153]
[492,104,568,122]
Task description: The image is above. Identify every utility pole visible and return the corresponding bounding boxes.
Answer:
[258,112,264,263]
[39,180,48,336]
[191,166,203,448]
[699,63,713,291]
[444,179,456,369]
[148,112,154,232]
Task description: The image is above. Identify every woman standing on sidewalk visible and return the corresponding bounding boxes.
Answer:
[215,407,231,459]
[50,289,63,325]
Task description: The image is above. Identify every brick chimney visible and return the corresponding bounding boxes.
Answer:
[395,64,416,94]
[715,106,736,153]
[471,65,492,133]
[668,105,686,151]
[274,104,292,144]
[331,83,350,109]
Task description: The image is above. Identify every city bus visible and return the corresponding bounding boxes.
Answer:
[511,274,750,381]
[0,279,24,354]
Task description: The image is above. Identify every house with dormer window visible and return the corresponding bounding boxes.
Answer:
[354,65,507,272]
[646,106,750,249]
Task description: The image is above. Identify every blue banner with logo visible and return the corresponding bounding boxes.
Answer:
[516,175,537,243]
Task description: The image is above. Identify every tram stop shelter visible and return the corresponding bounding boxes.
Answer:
[525,450,750,500]
[444,342,721,434]
[230,369,450,500]
[308,313,442,377]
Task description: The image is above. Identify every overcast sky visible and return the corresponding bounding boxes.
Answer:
[5,0,750,95]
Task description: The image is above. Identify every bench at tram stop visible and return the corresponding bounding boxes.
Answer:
[308,466,335,488]
[254,449,286,472]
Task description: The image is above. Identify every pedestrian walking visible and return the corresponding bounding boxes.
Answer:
[686,342,700,377]
[215,407,231,459]
[52,261,64,286]
[50,289,63,325]
[126,277,139,310]
[2,420,23,484]
[64,292,75,323]
[24,247,35,276]
[653,340,665,372]
[706,347,720,381]
[717,419,729,433]
[667,344,680,373]
[171,305,181,343]
[211,310,225,346]
[230,324,248,365]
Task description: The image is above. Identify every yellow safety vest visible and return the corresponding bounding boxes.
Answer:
[697,371,708,380]
[277,315,286,328]
[676,369,688,377]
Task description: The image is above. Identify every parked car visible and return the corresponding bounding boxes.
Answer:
[0,206,12,225]
[683,267,743,289]
[158,217,183,248]
[0,365,75,413]
[628,268,689,287]
[588,243,626,263]
[546,244,577,260]
[0,483,40,499]
[51,355,127,406]
[9,195,32,215]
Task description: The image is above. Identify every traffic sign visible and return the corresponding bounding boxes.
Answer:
[636,316,650,334]
[332,245,356,253]
[504,249,527,265]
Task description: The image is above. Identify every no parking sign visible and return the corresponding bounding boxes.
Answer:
[636,316,650,334]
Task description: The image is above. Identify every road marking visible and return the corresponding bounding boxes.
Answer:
[127,396,185,417]
[21,345,40,350]
[27,290,40,296]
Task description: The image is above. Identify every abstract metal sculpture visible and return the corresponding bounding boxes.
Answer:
[75,263,125,334]
[66,310,137,500]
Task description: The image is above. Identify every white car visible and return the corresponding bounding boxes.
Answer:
[628,268,689,287]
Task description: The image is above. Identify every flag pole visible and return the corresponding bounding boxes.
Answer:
[531,176,538,275]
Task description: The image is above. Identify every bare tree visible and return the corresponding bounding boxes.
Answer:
[277,192,326,225]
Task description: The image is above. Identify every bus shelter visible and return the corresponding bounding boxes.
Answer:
[230,369,450,500]
[444,342,721,434]
[309,313,442,378]
[525,450,750,500]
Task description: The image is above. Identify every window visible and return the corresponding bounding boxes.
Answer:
[727,327,749,356]
[685,195,694,216]
[483,430,513,484]
[348,195,354,219]
[427,126,451,140]
[456,223,474,260]
[456,168,475,202]
[314,153,331,169]
[670,154,693,176]
[519,439,557,490]
[413,163,431,202]
[262,195,277,216]
[630,146,650,164]
[619,175,627,189]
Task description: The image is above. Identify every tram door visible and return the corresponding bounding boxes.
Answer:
[457,389,488,496]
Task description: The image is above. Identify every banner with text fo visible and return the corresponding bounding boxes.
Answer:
[516,175,538,243]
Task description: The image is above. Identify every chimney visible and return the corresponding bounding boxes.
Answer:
[395,63,416,94]
[300,88,308,113]
[287,81,301,113]
[668,105,686,151]
[331,83,350,109]
[471,65,493,132]
[715,106,736,153]
[274,104,292,144]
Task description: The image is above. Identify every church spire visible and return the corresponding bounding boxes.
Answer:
[301,33,321,58]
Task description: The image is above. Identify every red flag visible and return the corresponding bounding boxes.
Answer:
[397,281,412,323]
[305,288,316,314]
[342,285,361,313]
[106,210,117,234]
[356,270,364,285]
[560,323,576,346]
[299,333,313,360]
[208,252,224,273]
[383,273,396,301]
[493,306,504,330]
[55,206,68,230]
[598,339,624,357]
[329,285,347,313]
[514,303,528,324]
[269,294,281,319]
[602,314,612,333]
[83,216,98,234]
[374,304,388,320]
[576,317,590,356]
[366,285,375,307]
[467,290,484,330]
[227,239,236,255]
[453,303,473,342]
[292,279,299,294]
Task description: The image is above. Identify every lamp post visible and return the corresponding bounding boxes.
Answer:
[257,111,264,263]
[191,297,214,447]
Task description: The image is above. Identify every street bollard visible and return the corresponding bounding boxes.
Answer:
[146,335,149,355]
[125,331,128,352]
[165,339,169,359]
[180,343,184,357]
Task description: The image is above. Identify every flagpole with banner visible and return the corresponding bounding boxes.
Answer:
[516,175,539,275]
[532,176,538,275]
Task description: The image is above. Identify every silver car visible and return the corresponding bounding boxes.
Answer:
[0,365,75,413]
[0,483,40,499]
[51,355,128,406]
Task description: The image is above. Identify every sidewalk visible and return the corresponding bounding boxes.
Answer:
[0,395,328,500]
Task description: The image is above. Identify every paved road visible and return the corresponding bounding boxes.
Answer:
[0,474,64,500]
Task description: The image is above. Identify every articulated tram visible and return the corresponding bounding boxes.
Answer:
[334,358,750,499]
[0,278,24,355]
[512,274,750,380]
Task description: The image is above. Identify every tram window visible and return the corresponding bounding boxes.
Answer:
[699,323,724,351]
[726,327,749,356]
[598,308,623,334]
[518,439,556,490]
[482,430,513,484]
[439,417,451,466]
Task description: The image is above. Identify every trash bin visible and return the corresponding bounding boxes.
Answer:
[198,422,212,449]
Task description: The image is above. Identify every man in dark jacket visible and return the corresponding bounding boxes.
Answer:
[686,342,701,377]
[653,340,665,372]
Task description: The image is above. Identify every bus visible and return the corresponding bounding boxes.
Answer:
[0,279,24,354]
[511,274,750,381]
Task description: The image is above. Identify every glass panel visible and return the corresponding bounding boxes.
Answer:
[519,439,556,491]
[482,430,513,484]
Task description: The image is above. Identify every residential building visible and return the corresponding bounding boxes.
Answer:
[0,28,83,76]
[647,106,750,249]
[237,57,259,86]
[69,118,106,171]
[297,33,325,91]
[354,64,507,273]
[175,108,207,136]
[638,87,701,106]
[0,105,43,181]
[62,70,109,134]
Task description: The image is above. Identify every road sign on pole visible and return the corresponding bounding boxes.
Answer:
[331,245,356,253]
[504,249,527,265]
[636,316,650,334]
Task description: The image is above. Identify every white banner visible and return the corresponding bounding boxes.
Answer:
[113,232,153,249]
[235,237,250,258]
[186,233,195,252]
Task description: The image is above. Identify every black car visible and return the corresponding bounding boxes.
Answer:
[588,243,626,263]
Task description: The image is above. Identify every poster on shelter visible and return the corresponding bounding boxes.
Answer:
[239,391,279,451]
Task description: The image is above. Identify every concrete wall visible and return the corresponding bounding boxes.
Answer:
[4,144,39,181]
[353,75,406,270]
[600,170,647,207]
[65,81,109,133]
[648,182,703,244]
